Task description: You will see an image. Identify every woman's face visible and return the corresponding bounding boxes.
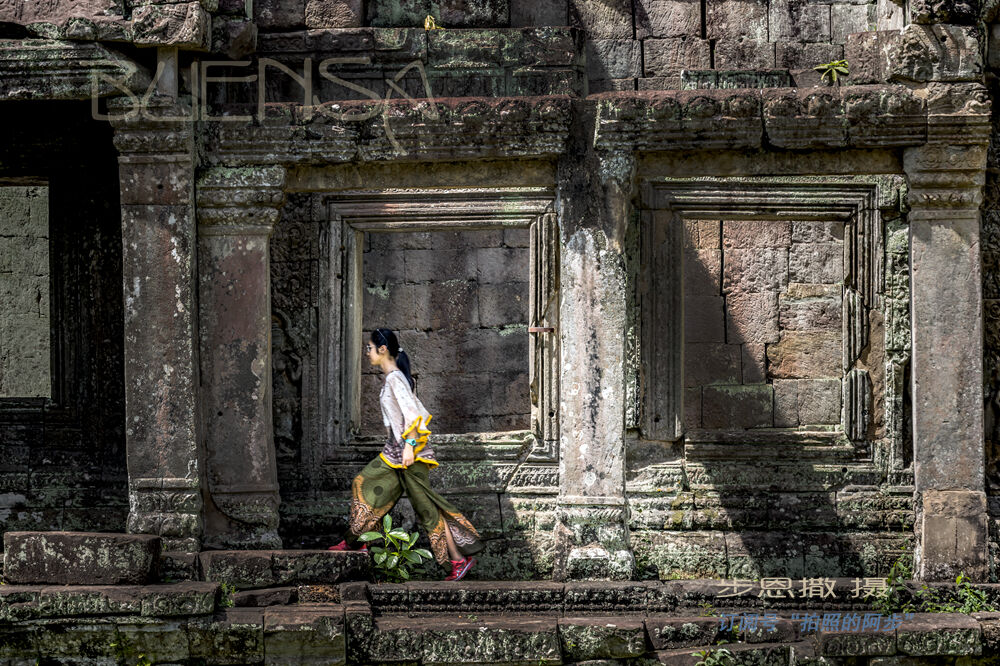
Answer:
[365,339,387,365]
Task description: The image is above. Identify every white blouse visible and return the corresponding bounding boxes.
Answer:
[379,369,433,443]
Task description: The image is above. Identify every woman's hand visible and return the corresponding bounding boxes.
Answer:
[402,444,415,468]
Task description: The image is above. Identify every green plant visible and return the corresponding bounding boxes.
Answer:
[697,600,717,617]
[814,59,849,85]
[360,514,434,583]
[915,573,998,614]
[872,548,914,614]
[219,582,237,608]
[694,647,735,666]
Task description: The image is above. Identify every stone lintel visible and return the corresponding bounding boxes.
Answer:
[0,39,150,101]
[2,532,162,585]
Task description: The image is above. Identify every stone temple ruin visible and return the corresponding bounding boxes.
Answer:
[3,0,1000,662]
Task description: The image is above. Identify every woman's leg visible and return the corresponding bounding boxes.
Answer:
[400,462,485,567]
[345,457,402,546]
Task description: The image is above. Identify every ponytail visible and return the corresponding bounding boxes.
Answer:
[372,328,415,391]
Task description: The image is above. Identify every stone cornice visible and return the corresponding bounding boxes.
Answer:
[194,84,992,166]
[202,96,575,165]
[0,39,150,101]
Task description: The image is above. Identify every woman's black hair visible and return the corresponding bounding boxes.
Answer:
[372,328,415,390]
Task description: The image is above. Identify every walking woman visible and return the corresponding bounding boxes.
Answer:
[328,328,484,581]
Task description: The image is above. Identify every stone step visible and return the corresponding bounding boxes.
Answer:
[0,582,218,621]
[2,531,161,585]
[198,549,370,589]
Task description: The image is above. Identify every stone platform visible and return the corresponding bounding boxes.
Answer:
[1,579,1000,664]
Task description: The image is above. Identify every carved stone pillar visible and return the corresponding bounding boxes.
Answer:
[196,166,286,549]
[111,95,203,552]
[903,83,991,581]
[554,145,635,580]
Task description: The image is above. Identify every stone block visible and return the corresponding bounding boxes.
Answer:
[199,550,369,589]
[725,291,779,344]
[589,79,638,92]
[635,0,701,39]
[684,343,741,387]
[2,532,161,585]
[478,282,529,327]
[886,24,982,83]
[511,0,567,25]
[235,587,298,607]
[633,531,728,578]
[569,0,632,39]
[683,219,721,250]
[775,42,844,69]
[779,283,842,331]
[558,617,647,660]
[770,3,830,43]
[188,608,265,664]
[684,295,725,343]
[116,621,192,663]
[814,628,896,656]
[896,612,981,656]
[705,0,766,40]
[132,2,211,48]
[701,384,773,429]
[683,249,722,295]
[646,616,720,649]
[367,0,429,26]
[264,606,347,665]
[788,243,843,284]
[831,2,872,45]
[768,329,841,379]
[714,38,775,70]
[438,0,510,27]
[742,343,766,384]
[722,249,789,294]
[909,0,977,24]
[773,378,841,427]
[305,0,362,27]
[919,491,988,582]
[422,617,561,664]
[159,551,200,582]
[563,582,650,612]
[642,38,712,76]
[722,220,791,249]
[791,220,844,244]
[586,39,642,79]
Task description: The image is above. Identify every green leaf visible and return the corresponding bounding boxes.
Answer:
[370,546,385,556]
[414,548,433,560]
[383,515,392,531]
[375,551,388,565]
[359,532,382,542]
[387,554,399,570]
[409,532,419,547]
[389,529,410,540]
[402,551,422,563]
[397,567,411,580]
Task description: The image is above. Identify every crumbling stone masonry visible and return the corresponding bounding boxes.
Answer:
[1,0,999,595]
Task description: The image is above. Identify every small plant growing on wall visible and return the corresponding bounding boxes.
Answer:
[814,59,849,85]
[360,514,434,582]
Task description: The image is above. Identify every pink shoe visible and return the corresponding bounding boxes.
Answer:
[445,557,476,581]
[327,540,367,552]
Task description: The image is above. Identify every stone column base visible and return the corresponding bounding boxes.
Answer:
[919,489,987,582]
[555,501,634,580]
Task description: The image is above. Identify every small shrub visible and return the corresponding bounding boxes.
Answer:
[814,59,849,85]
[360,514,434,583]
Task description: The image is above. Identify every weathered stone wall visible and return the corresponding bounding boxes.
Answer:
[682,218,844,431]
[983,45,1000,581]
[0,186,50,399]
[0,102,126,546]
[361,228,530,435]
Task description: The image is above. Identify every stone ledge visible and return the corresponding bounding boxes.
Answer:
[0,582,218,621]
[2,531,161,586]
[198,550,369,589]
